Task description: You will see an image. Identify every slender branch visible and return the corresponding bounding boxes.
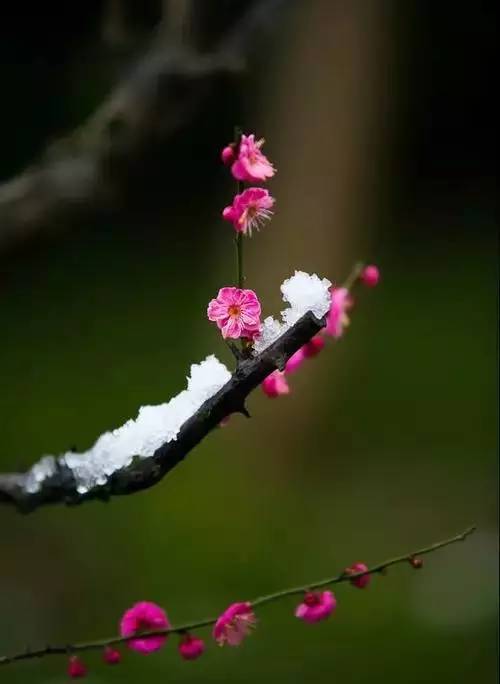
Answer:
[0,310,324,513]
[0,526,476,667]
[236,232,244,289]
[342,261,364,290]
[234,127,245,290]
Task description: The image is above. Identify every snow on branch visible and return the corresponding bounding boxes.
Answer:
[0,272,330,513]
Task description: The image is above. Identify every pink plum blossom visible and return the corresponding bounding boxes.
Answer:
[231,134,275,183]
[262,370,290,398]
[361,264,380,287]
[346,562,371,588]
[120,601,170,654]
[222,188,275,236]
[178,634,205,660]
[324,287,352,339]
[295,591,336,623]
[221,144,235,165]
[103,646,121,664]
[207,287,261,339]
[213,602,257,646]
[68,655,87,679]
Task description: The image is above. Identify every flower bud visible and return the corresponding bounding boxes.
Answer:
[361,265,380,287]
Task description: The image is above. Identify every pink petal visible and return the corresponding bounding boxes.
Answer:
[207,299,229,321]
[222,317,243,339]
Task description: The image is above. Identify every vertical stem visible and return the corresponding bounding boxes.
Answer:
[234,126,244,290]
[343,261,364,291]
[236,208,244,289]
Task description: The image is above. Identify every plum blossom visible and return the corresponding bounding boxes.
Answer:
[295,591,336,623]
[324,287,352,339]
[361,264,380,287]
[346,562,371,588]
[207,287,261,339]
[178,634,206,660]
[222,188,275,236]
[231,134,275,183]
[120,601,170,654]
[213,602,257,646]
[262,370,290,398]
[68,655,87,678]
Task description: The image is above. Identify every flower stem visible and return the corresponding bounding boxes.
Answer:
[234,126,244,290]
[236,231,244,289]
[342,261,364,291]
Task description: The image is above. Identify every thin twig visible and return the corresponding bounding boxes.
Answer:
[0,526,476,666]
[234,126,244,290]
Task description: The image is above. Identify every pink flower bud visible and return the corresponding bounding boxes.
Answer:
[361,265,380,287]
[262,370,290,398]
[302,335,325,358]
[103,646,122,664]
[68,655,87,679]
[178,634,205,660]
[221,145,235,165]
[346,562,371,588]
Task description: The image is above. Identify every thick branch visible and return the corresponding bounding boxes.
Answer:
[0,311,324,513]
[0,0,289,253]
[0,526,476,666]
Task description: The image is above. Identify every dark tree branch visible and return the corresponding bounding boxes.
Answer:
[0,310,324,513]
[0,526,476,666]
[0,0,290,253]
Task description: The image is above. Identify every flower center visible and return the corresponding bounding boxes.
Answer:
[228,305,241,318]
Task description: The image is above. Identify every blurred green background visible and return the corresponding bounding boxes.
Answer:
[0,1,497,682]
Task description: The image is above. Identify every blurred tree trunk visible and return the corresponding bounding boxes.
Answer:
[242,0,393,463]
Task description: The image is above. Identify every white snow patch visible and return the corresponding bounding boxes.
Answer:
[21,355,231,495]
[253,271,331,354]
[16,455,57,494]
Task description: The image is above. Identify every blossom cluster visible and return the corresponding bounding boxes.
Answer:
[207,132,276,341]
[66,564,371,677]
[207,131,380,403]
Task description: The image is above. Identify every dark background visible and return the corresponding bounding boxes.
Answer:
[0,1,497,682]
